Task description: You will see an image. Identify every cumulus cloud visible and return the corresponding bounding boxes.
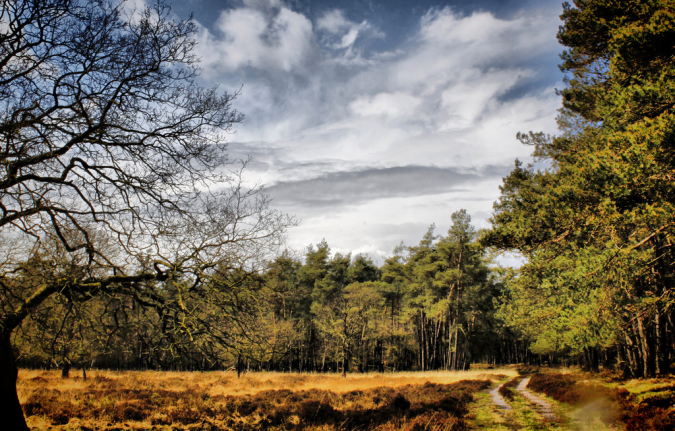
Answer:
[420,7,519,44]
[196,0,314,73]
[314,8,384,64]
[193,1,563,260]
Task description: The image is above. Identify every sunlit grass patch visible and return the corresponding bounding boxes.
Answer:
[619,378,675,399]
[466,386,513,430]
[612,377,675,431]
[18,369,499,430]
[507,394,569,431]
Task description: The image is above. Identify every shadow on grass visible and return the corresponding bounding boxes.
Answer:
[23,377,491,430]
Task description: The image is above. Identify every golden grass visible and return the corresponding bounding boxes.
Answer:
[18,368,514,397]
[205,369,515,397]
[17,368,511,430]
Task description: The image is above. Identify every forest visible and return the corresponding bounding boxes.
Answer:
[1,0,675,429]
[14,210,529,375]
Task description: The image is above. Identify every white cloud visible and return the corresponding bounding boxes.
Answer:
[316,8,384,58]
[281,181,506,264]
[385,9,557,101]
[194,2,563,259]
[316,9,352,34]
[438,68,536,129]
[349,92,423,119]
[196,0,313,73]
[336,24,362,49]
[420,8,516,45]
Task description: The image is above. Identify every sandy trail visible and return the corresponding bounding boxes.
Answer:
[516,377,558,421]
[489,382,512,411]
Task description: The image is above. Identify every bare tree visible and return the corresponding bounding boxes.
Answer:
[0,1,292,428]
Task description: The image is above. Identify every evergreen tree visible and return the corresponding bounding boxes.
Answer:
[484,0,675,376]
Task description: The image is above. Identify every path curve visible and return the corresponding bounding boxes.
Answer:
[489,382,512,411]
[515,377,557,421]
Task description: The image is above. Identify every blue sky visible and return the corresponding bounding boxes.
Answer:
[161,0,565,263]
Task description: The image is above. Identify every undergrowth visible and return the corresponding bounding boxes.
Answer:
[498,376,521,401]
[527,372,675,431]
[19,370,494,430]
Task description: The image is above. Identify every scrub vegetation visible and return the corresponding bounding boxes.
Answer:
[18,368,675,430]
[18,369,502,430]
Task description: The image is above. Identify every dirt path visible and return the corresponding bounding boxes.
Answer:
[470,378,569,430]
[489,382,512,412]
[515,377,558,422]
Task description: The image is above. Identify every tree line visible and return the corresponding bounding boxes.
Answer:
[14,210,536,375]
[19,208,617,377]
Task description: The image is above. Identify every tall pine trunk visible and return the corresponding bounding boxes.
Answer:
[420,309,426,371]
[655,309,667,374]
[636,315,655,377]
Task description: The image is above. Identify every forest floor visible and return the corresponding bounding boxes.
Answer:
[16,367,675,430]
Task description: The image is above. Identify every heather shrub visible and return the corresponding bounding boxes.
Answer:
[625,393,675,431]
[498,377,520,400]
[401,411,461,431]
[19,370,495,430]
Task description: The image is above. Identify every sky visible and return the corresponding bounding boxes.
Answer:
[165,0,566,263]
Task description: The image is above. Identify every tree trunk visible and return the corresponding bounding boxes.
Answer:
[636,315,655,377]
[420,309,426,371]
[452,325,459,370]
[61,362,71,379]
[590,347,599,373]
[0,333,29,431]
[446,317,452,370]
[617,345,633,379]
[655,309,667,374]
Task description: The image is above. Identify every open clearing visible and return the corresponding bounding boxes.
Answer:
[18,368,514,430]
[17,368,675,430]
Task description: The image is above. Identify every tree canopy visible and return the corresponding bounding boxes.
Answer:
[483,0,675,377]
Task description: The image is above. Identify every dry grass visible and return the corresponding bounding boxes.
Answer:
[18,368,513,430]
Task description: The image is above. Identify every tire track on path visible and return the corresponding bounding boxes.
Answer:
[516,377,558,422]
[489,381,512,412]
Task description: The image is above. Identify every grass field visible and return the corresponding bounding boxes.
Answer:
[17,367,675,430]
[18,368,515,430]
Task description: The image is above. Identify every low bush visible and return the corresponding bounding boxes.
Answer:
[19,371,492,430]
[624,392,675,431]
[527,373,580,404]
[498,376,520,401]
